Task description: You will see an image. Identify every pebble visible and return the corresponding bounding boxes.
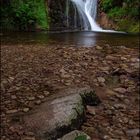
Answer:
[35,100,41,105]
[133,136,140,140]
[124,99,130,104]
[115,94,125,99]
[106,55,115,60]
[23,108,30,112]
[24,132,35,136]
[131,63,139,69]
[11,95,17,99]
[103,135,111,139]
[119,46,126,49]
[125,129,139,137]
[121,57,127,61]
[65,82,71,86]
[96,45,103,50]
[43,91,50,96]
[6,109,18,114]
[21,136,36,140]
[99,67,110,72]
[97,77,105,83]
[87,106,96,115]
[130,58,139,62]
[37,95,45,99]
[27,96,35,101]
[114,88,127,94]
[114,104,126,109]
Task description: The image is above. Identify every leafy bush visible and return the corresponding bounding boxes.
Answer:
[101,0,114,12]
[101,0,139,20]
[108,7,127,18]
[0,0,49,30]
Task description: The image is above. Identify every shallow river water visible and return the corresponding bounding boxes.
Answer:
[1,31,139,48]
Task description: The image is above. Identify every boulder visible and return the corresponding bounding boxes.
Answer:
[21,87,100,140]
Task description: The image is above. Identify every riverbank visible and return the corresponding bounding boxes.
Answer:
[1,44,139,140]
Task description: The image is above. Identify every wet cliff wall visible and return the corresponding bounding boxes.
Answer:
[46,0,83,31]
[97,0,139,33]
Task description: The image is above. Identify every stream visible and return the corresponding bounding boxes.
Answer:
[1,31,139,48]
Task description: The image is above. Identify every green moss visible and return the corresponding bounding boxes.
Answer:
[117,19,139,33]
[75,135,87,140]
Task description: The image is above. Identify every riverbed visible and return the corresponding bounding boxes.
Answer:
[1,31,139,140]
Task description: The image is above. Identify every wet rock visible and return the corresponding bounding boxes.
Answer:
[131,63,139,69]
[130,58,139,62]
[60,68,70,78]
[37,95,45,99]
[21,136,36,140]
[24,132,35,136]
[43,91,50,96]
[125,129,139,137]
[119,46,126,49]
[27,97,35,101]
[99,67,110,72]
[11,95,17,100]
[35,100,41,105]
[114,88,127,94]
[23,108,30,113]
[6,109,18,114]
[105,55,116,60]
[120,57,127,61]
[133,136,140,140]
[96,45,103,50]
[22,87,98,140]
[87,106,96,115]
[58,130,91,140]
[114,104,126,109]
[103,135,111,140]
[97,77,105,83]
[115,94,125,99]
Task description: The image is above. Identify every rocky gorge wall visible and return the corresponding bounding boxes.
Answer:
[46,0,81,30]
[46,0,139,32]
[46,0,116,31]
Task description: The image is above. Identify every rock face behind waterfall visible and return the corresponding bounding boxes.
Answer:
[46,0,102,31]
[46,0,80,31]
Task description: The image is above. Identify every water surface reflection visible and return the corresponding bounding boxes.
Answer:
[1,31,139,48]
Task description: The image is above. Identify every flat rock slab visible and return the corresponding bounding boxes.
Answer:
[21,87,100,140]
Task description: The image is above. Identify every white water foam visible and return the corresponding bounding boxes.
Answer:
[70,0,123,33]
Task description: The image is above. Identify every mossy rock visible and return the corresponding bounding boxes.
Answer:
[58,130,91,140]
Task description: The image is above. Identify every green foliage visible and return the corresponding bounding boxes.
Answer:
[0,0,48,30]
[101,0,139,20]
[101,0,114,12]
[101,0,139,32]
[117,19,140,33]
[108,7,127,18]
[75,135,87,140]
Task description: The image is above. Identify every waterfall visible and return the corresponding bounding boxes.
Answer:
[66,0,70,27]
[74,5,77,28]
[70,0,102,31]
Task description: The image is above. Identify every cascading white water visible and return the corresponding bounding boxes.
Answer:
[70,0,102,31]
[66,0,70,27]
